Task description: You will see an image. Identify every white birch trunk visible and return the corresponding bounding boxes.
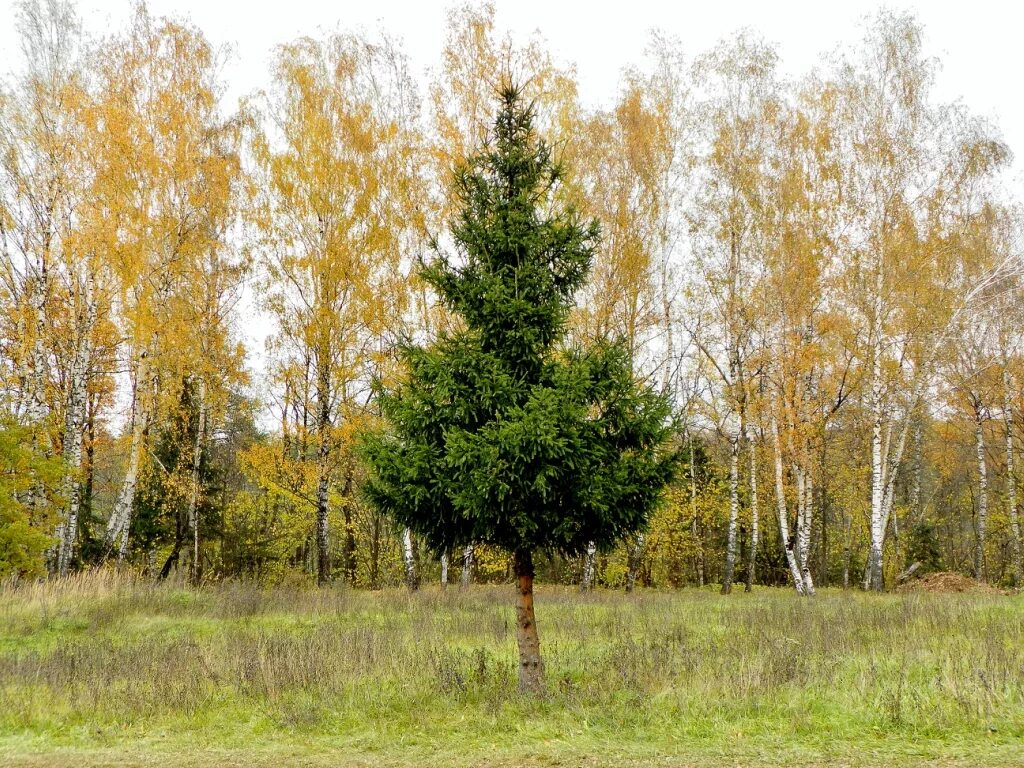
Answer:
[1004,368,1022,589]
[26,250,49,520]
[56,278,94,577]
[721,431,741,594]
[402,527,417,591]
[974,406,988,581]
[106,390,147,563]
[440,551,448,587]
[581,540,597,592]
[910,416,922,523]
[771,413,805,594]
[745,433,759,592]
[867,328,885,591]
[798,471,815,595]
[460,544,473,588]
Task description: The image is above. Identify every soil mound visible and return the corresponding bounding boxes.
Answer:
[897,570,1003,595]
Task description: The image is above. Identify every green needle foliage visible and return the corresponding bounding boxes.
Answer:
[360,82,680,565]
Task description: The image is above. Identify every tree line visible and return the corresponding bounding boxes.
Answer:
[1,0,1021,593]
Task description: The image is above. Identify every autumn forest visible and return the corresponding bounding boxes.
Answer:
[4,0,1020,595]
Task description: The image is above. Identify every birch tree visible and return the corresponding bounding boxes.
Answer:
[835,12,1008,589]
[248,31,419,585]
[687,33,777,593]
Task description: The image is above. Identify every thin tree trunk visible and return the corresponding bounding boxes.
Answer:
[57,282,93,577]
[819,438,829,587]
[186,378,207,585]
[341,467,357,586]
[867,333,885,591]
[722,431,741,594]
[461,544,473,587]
[625,534,644,593]
[910,415,923,525]
[865,271,890,592]
[745,433,759,592]
[974,404,988,581]
[440,550,448,587]
[513,549,543,694]
[580,540,596,592]
[842,507,851,589]
[27,248,49,516]
[314,365,332,587]
[402,528,417,591]
[798,471,815,595]
[1004,368,1022,589]
[771,413,805,594]
[105,369,148,563]
[688,429,704,587]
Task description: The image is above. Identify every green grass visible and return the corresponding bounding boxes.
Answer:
[1,573,1022,766]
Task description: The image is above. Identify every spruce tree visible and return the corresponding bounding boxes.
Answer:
[361,84,679,693]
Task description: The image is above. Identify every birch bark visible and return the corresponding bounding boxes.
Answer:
[973,404,988,581]
[402,527,417,591]
[580,540,596,592]
[56,275,95,577]
[1004,368,1022,588]
[460,545,473,587]
[105,355,150,563]
[771,413,805,594]
[745,433,759,592]
[721,431,741,594]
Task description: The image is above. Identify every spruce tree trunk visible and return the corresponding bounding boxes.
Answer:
[513,549,543,694]
[402,528,417,591]
[1004,368,1022,589]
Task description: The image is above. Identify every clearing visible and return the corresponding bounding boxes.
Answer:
[0,575,1021,767]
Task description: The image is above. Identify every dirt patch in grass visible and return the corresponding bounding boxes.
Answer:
[897,571,1004,595]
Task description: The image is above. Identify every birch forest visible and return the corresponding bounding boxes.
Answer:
[4,0,1024,597]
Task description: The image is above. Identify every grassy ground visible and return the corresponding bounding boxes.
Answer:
[0,573,1021,767]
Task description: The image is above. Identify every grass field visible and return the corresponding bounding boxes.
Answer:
[0,574,1021,767]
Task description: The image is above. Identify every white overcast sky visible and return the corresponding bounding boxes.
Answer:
[1,0,1022,174]
[2,0,1023,409]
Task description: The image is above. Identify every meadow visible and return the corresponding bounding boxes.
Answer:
[0,573,1021,767]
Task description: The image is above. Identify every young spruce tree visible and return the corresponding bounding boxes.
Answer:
[361,84,679,693]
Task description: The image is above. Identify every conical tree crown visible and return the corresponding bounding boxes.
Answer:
[361,83,679,557]
[423,84,595,376]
